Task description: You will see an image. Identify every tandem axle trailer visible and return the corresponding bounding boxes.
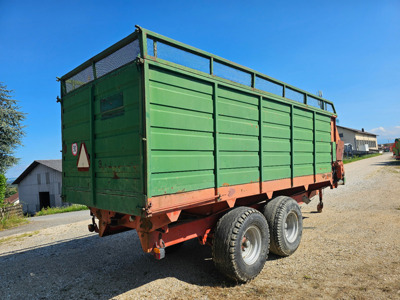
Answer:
[60,26,344,282]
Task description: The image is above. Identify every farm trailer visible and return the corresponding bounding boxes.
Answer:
[392,138,400,160]
[59,26,345,282]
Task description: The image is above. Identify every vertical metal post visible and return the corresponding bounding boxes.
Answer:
[92,61,97,80]
[290,104,294,187]
[138,29,149,198]
[283,85,286,98]
[90,84,96,205]
[313,111,316,182]
[259,96,264,193]
[213,83,220,195]
[210,57,214,75]
[139,29,148,58]
[154,40,157,57]
[143,61,151,198]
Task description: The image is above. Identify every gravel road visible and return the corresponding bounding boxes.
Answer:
[0,210,90,238]
[0,153,399,299]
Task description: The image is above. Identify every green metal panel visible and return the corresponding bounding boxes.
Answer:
[62,64,145,215]
[147,64,215,196]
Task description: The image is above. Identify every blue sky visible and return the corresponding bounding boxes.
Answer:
[1,0,399,178]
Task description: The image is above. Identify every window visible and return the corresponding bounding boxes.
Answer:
[46,172,50,184]
[37,174,41,185]
[339,133,343,138]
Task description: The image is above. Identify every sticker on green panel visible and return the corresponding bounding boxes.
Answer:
[100,93,124,120]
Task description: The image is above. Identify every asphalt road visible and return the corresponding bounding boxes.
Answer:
[0,210,90,238]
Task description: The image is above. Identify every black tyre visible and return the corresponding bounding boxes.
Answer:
[212,207,269,283]
[263,196,302,257]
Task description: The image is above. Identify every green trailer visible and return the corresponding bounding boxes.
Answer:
[60,26,344,282]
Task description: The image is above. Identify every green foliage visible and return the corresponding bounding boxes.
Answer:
[0,174,6,205]
[35,204,89,216]
[0,214,30,231]
[5,184,17,199]
[0,82,25,173]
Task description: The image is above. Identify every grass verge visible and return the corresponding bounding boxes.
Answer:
[343,153,382,164]
[35,204,88,216]
[0,214,30,231]
[0,230,39,244]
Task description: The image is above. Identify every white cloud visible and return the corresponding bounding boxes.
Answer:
[369,125,400,143]
[370,126,386,133]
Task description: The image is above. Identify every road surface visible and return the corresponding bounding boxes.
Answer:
[0,210,90,238]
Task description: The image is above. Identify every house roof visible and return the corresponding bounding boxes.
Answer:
[13,160,62,184]
[4,193,19,204]
[337,125,378,137]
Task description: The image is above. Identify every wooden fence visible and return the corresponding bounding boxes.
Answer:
[0,204,23,218]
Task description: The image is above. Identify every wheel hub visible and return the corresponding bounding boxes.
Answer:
[285,212,299,243]
[241,225,262,265]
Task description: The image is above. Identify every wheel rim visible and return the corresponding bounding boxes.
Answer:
[285,211,299,243]
[241,225,262,265]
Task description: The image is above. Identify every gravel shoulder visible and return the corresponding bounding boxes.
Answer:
[0,153,399,299]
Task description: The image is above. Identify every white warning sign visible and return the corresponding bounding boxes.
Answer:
[77,143,90,171]
[72,143,78,156]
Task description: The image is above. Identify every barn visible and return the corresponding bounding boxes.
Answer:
[13,160,65,215]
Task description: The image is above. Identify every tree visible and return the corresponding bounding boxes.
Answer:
[0,174,6,205]
[0,82,25,174]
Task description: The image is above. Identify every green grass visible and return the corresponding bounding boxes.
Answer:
[0,230,39,244]
[35,204,89,216]
[343,153,382,164]
[0,214,30,231]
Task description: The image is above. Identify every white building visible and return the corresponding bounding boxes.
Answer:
[13,160,63,215]
[337,126,378,152]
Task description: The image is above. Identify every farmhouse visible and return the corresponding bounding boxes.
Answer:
[13,160,63,215]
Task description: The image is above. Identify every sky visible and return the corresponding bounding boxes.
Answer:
[1,0,399,178]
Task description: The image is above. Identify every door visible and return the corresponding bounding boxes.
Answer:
[39,192,50,210]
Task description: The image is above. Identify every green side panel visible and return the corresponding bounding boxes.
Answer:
[293,108,314,177]
[150,170,215,195]
[217,86,260,187]
[62,64,145,215]
[315,113,332,174]
[264,166,291,181]
[220,135,259,152]
[145,62,335,197]
[148,65,215,196]
[219,168,260,186]
[262,98,291,180]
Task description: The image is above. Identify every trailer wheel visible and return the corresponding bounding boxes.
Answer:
[263,196,302,257]
[212,207,269,283]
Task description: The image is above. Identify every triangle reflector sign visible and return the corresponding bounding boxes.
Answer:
[77,143,90,171]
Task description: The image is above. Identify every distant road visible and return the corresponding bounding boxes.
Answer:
[0,210,91,238]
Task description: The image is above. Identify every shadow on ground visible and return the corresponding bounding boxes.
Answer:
[373,158,400,167]
[0,229,284,299]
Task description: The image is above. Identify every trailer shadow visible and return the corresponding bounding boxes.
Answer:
[0,229,287,298]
